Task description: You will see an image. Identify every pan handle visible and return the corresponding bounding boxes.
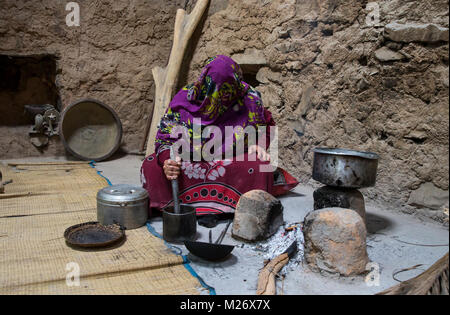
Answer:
[215,220,232,245]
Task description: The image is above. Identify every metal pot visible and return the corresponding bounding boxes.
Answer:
[163,204,197,244]
[97,184,149,230]
[312,148,379,188]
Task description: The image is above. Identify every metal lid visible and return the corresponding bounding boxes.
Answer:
[313,147,379,160]
[97,184,148,203]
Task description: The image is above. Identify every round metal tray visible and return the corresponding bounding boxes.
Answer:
[59,99,122,161]
[64,222,125,248]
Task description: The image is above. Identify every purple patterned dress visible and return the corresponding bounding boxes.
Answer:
[141,55,298,216]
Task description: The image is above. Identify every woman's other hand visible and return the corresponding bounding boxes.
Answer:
[163,157,181,180]
[248,145,270,162]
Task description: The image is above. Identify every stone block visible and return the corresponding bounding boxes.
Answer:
[408,182,449,210]
[232,190,283,242]
[313,186,366,224]
[304,208,369,276]
[384,22,449,43]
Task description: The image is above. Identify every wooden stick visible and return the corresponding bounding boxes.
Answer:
[256,253,290,295]
[145,0,209,157]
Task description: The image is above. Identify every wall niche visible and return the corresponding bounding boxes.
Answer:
[0,54,60,126]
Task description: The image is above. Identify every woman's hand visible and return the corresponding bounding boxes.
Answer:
[163,157,181,180]
[248,145,270,162]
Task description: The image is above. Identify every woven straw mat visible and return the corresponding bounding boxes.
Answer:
[0,162,201,295]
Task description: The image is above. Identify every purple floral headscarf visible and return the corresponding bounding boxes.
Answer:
[155,55,267,157]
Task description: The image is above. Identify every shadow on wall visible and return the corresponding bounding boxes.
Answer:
[177,0,234,90]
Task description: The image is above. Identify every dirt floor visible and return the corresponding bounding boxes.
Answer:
[2,154,449,295]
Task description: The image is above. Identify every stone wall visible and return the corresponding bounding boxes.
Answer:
[0,0,186,157]
[181,0,449,221]
[0,0,448,220]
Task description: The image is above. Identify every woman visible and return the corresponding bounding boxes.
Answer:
[141,55,298,224]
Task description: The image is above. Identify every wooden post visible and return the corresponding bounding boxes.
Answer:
[145,0,209,157]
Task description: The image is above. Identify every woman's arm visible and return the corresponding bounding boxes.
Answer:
[248,108,275,161]
[157,149,181,180]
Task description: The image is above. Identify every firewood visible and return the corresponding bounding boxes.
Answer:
[144,0,209,156]
[256,253,290,295]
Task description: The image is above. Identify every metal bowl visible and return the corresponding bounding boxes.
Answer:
[312,148,379,188]
[59,99,122,161]
[184,240,234,261]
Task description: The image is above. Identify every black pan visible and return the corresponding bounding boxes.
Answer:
[184,220,234,261]
[64,222,125,248]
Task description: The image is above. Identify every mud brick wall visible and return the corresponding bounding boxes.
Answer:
[0,0,448,221]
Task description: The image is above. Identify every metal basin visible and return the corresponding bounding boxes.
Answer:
[312,148,379,188]
[59,99,122,161]
[184,241,234,261]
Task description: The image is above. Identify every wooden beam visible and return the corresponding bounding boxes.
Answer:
[145,0,209,157]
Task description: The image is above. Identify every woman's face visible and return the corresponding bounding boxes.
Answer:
[188,55,248,119]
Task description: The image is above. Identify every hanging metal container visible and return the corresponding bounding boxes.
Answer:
[59,98,122,161]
